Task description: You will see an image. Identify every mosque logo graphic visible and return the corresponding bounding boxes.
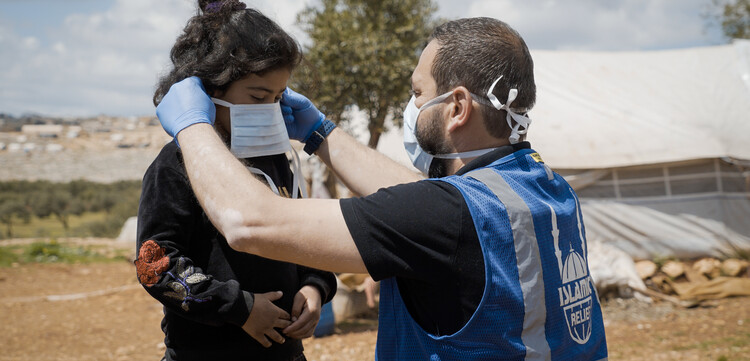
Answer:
[545,189,593,345]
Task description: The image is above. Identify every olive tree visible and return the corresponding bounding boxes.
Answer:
[294,0,440,148]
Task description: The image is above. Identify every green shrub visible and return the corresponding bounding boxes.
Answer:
[22,240,109,264]
[0,180,141,239]
[0,246,19,266]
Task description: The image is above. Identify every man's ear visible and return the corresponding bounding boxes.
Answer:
[447,87,472,132]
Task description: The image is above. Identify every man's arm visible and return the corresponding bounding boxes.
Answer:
[177,123,367,274]
[281,88,422,196]
[314,127,423,196]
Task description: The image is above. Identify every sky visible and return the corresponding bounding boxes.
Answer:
[0,0,727,118]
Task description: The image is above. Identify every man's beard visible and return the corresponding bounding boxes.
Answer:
[415,109,451,178]
[427,158,450,178]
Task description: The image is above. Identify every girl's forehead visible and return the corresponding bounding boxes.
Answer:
[231,68,291,91]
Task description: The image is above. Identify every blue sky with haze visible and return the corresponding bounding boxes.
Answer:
[0,0,727,117]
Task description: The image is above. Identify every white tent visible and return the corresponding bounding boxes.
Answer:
[529,40,750,168]
[527,40,750,259]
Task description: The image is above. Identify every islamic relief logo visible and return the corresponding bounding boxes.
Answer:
[559,250,593,344]
[544,189,593,345]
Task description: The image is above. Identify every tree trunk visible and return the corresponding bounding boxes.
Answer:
[367,129,382,149]
[56,213,69,231]
[367,107,388,149]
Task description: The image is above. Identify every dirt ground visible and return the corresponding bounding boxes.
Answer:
[1,257,748,360]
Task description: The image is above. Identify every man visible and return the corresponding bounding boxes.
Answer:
[155,17,608,360]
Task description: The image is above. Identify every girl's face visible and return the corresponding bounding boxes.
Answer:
[212,67,291,136]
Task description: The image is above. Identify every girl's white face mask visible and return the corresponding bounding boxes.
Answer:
[212,98,291,158]
[212,98,308,199]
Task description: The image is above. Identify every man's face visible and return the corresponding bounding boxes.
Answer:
[411,40,451,154]
[411,40,451,177]
[411,40,440,108]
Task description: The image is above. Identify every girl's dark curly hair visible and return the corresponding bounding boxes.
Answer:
[153,0,301,106]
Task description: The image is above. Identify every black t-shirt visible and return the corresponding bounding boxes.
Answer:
[340,142,531,336]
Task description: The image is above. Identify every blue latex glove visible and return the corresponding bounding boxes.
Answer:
[280,88,325,142]
[156,76,216,140]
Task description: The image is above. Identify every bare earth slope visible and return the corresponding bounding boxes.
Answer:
[0,250,747,361]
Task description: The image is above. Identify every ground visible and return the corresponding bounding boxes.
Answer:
[0,247,748,361]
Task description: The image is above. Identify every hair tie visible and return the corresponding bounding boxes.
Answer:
[205,1,223,13]
[205,1,246,14]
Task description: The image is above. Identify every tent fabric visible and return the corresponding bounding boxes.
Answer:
[581,200,750,260]
[527,40,750,169]
[627,193,750,242]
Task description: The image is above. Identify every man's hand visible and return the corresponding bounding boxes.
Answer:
[282,285,322,339]
[280,88,325,142]
[156,76,216,139]
[242,291,292,348]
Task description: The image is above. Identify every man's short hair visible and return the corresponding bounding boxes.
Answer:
[429,17,536,139]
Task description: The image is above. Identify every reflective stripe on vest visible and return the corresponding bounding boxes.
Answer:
[467,168,552,361]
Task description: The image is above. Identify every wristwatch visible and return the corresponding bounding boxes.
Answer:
[303,120,336,155]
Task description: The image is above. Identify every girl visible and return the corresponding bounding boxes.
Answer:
[136,1,336,360]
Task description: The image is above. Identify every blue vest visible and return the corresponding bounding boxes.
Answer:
[376,148,608,361]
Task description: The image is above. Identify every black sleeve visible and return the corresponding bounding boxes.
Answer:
[339,180,465,284]
[135,149,252,328]
[296,266,337,304]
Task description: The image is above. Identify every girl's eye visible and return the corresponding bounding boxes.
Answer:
[274,97,282,103]
[252,96,265,101]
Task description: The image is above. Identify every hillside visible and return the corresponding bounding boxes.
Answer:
[0,116,170,183]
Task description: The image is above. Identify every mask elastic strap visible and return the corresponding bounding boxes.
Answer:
[246,153,307,199]
[246,167,281,196]
[211,98,234,108]
[418,91,454,112]
[486,76,532,144]
[289,148,308,199]
[433,147,499,160]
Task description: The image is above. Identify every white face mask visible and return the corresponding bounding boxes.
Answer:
[402,76,532,175]
[212,98,291,158]
[212,98,308,199]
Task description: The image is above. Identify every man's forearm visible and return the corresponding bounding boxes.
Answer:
[315,128,423,196]
[176,124,270,241]
[176,124,367,274]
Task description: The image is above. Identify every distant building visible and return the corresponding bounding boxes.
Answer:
[22,143,36,152]
[67,126,82,139]
[45,143,64,153]
[21,124,64,138]
[7,143,21,152]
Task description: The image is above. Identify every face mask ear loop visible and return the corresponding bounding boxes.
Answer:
[246,166,281,196]
[289,148,307,199]
[211,98,234,108]
[486,76,506,109]
[486,76,532,144]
